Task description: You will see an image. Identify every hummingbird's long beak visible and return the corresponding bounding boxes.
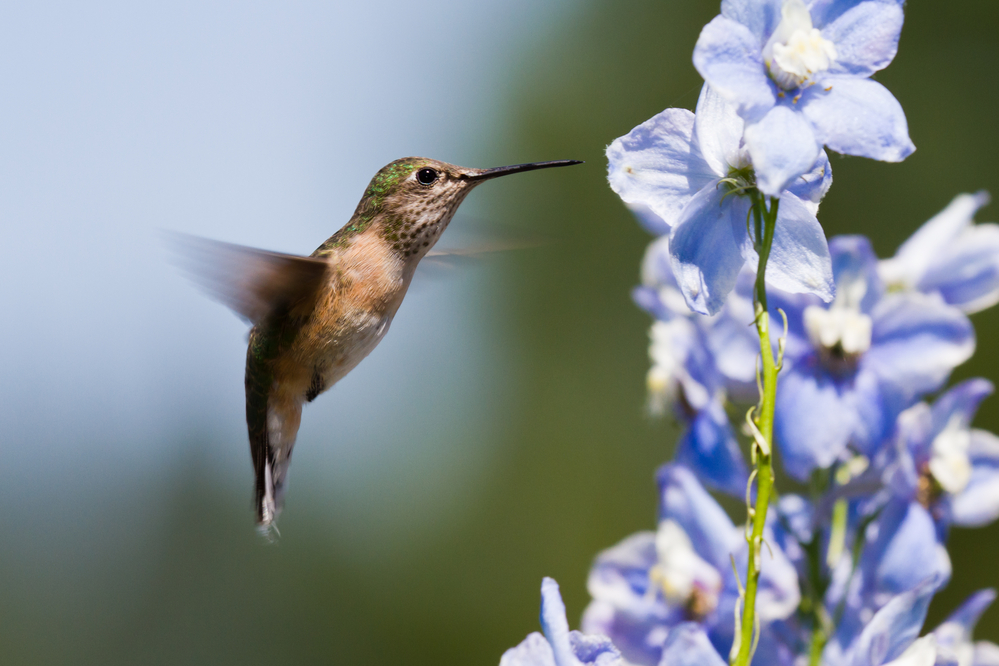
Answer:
[465,159,583,182]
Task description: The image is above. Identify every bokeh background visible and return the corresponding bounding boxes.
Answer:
[2,1,999,663]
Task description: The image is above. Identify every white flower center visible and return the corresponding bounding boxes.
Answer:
[764,0,837,90]
[648,520,722,618]
[928,414,973,495]
[803,305,873,355]
[803,276,873,368]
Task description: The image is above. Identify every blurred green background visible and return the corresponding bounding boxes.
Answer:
[2,1,999,664]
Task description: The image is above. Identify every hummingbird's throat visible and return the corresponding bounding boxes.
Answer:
[380,195,464,260]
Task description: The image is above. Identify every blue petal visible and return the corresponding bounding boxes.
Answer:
[934,589,996,649]
[669,185,750,315]
[829,235,884,312]
[583,533,672,666]
[891,400,935,467]
[809,0,901,30]
[745,105,821,196]
[720,0,783,41]
[751,626,800,666]
[568,631,624,666]
[646,318,719,412]
[880,191,991,295]
[969,429,999,462]
[950,445,999,527]
[801,78,915,162]
[822,1,904,77]
[638,237,695,319]
[878,191,999,302]
[880,443,921,504]
[786,150,834,216]
[706,598,737,659]
[628,202,672,236]
[693,16,777,122]
[703,287,760,394]
[581,598,667,666]
[640,236,690,321]
[540,578,579,666]
[641,236,676,289]
[775,365,856,480]
[607,109,716,227]
[675,400,749,497]
[659,623,727,666]
[843,579,936,666]
[861,499,950,603]
[632,286,668,321]
[657,464,740,571]
[930,379,994,436]
[694,84,747,178]
[743,192,834,300]
[866,293,975,399]
[500,632,557,666]
[586,532,659,607]
[848,367,903,456]
[921,223,999,314]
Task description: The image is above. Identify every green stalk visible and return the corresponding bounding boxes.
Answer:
[808,625,828,666]
[732,193,780,666]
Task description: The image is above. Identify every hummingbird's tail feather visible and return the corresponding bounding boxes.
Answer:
[246,325,304,535]
[164,232,330,324]
[248,387,303,534]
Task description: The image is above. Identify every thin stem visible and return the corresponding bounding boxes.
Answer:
[808,624,827,666]
[826,498,849,569]
[732,194,780,666]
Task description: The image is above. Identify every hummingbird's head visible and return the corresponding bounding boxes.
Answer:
[356,156,581,260]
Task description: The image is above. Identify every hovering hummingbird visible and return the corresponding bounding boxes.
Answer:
[173,157,581,534]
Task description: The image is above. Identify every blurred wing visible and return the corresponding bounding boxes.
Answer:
[418,213,552,273]
[424,237,545,259]
[413,241,544,287]
[165,232,330,324]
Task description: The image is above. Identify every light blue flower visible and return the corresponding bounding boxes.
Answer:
[608,83,834,314]
[581,464,799,665]
[500,578,623,666]
[854,498,952,609]
[769,236,975,480]
[826,580,938,666]
[880,379,999,529]
[770,486,951,663]
[636,240,761,401]
[635,289,748,496]
[880,191,999,314]
[693,0,914,195]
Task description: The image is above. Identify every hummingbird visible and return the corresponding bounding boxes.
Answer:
[173,156,581,534]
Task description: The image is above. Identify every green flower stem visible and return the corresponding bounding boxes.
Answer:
[732,193,780,666]
[808,625,828,666]
[826,498,849,569]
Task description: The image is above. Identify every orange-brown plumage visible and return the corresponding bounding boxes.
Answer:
[172,156,581,534]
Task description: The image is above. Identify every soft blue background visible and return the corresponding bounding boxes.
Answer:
[1,1,998,663]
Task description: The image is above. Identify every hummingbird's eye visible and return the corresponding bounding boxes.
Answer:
[416,167,439,186]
